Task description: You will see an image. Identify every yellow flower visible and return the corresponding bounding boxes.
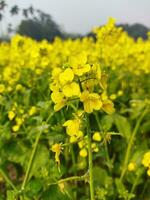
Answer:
[69,130,84,143]
[102,99,115,114]
[110,94,117,100]
[63,119,80,136]
[92,132,102,142]
[142,151,150,168]
[117,90,123,96]
[77,130,84,138]
[69,52,91,76]
[51,91,64,103]
[12,125,20,132]
[51,91,66,111]
[52,67,62,80]
[91,143,99,152]
[73,64,91,76]
[62,82,80,97]
[128,162,136,171]
[8,111,16,120]
[15,117,24,125]
[35,68,43,75]
[51,143,63,165]
[0,84,5,93]
[147,168,150,176]
[59,68,74,85]
[76,110,84,117]
[19,108,24,114]
[101,92,108,101]
[16,84,23,91]
[7,86,13,92]
[142,152,150,176]
[92,63,101,80]
[99,73,108,90]
[78,140,85,149]
[54,101,66,112]
[49,82,59,92]
[79,148,88,157]
[69,136,78,143]
[93,147,99,152]
[29,106,37,116]
[80,90,102,113]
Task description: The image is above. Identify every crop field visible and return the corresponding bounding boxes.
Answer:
[0,19,150,200]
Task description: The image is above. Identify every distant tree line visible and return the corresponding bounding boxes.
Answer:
[118,23,149,40]
[0,0,149,42]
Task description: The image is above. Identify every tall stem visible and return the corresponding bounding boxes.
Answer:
[21,112,53,191]
[120,108,148,181]
[94,113,112,174]
[86,114,95,200]
[21,130,42,190]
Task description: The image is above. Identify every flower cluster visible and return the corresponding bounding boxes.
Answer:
[142,151,150,176]
[50,52,115,114]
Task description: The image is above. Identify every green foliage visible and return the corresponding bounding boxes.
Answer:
[114,114,131,140]
[17,11,63,42]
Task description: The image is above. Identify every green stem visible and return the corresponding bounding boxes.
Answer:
[104,142,112,174]
[86,114,95,200]
[58,175,86,184]
[21,130,42,190]
[71,145,76,173]
[71,145,77,199]
[94,112,102,131]
[21,112,53,191]
[94,112,112,174]
[120,108,148,181]
[48,173,88,186]
[0,168,18,192]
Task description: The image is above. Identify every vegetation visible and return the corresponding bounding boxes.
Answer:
[0,18,150,199]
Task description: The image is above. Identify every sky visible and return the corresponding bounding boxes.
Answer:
[2,0,150,34]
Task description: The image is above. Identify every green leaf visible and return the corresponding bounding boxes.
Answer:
[29,145,49,179]
[25,178,43,198]
[114,114,131,140]
[4,140,29,165]
[101,115,114,131]
[115,178,125,193]
[93,167,112,188]
[115,178,134,199]
[42,185,71,200]
[141,120,150,133]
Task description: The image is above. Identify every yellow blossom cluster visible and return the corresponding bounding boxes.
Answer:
[78,132,102,157]
[142,151,150,176]
[7,103,38,133]
[0,18,149,97]
[50,51,115,113]
[127,162,136,171]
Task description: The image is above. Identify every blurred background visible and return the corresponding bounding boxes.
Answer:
[0,0,150,41]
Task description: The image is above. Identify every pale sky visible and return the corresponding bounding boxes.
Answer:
[3,0,150,34]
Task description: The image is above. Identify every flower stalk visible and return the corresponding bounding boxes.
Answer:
[86,114,95,200]
[120,107,148,181]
